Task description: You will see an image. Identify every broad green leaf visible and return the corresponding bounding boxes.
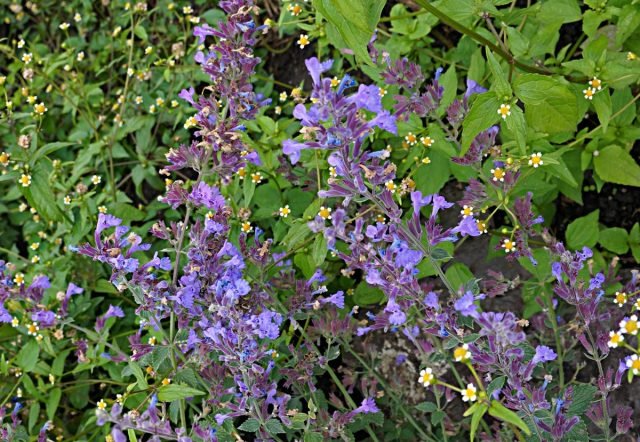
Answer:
[354,282,384,305]
[567,385,597,416]
[630,223,640,263]
[126,361,148,390]
[16,340,40,372]
[504,105,527,155]
[445,263,475,293]
[513,74,578,134]
[28,402,40,432]
[414,149,450,194]
[598,227,629,255]
[157,384,205,402]
[265,418,286,434]
[616,4,640,46]
[566,210,599,250]
[416,401,437,412]
[31,141,74,164]
[47,387,62,420]
[592,90,612,132]
[313,0,385,65]
[486,49,511,98]
[461,93,501,153]
[282,221,312,248]
[593,145,640,187]
[20,162,64,222]
[238,418,261,432]
[438,65,458,111]
[488,401,531,436]
[311,234,327,267]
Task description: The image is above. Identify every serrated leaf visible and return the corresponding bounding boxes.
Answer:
[592,90,612,132]
[486,49,511,98]
[504,105,527,155]
[567,384,596,416]
[265,418,285,434]
[157,384,205,402]
[238,418,261,432]
[311,234,327,267]
[593,145,640,187]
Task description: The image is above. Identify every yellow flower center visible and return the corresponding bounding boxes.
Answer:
[493,168,505,180]
[405,133,417,144]
[319,207,332,219]
[610,334,622,345]
[625,320,638,334]
[454,346,469,361]
[615,293,627,305]
[632,359,640,371]
[421,136,433,147]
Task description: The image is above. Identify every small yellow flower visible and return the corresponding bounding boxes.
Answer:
[627,354,640,375]
[77,51,85,61]
[634,299,640,311]
[583,87,595,100]
[251,172,263,184]
[620,315,639,335]
[145,46,153,55]
[31,255,40,264]
[30,242,39,250]
[404,132,417,146]
[289,3,302,16]
[385,180,396,193]
[528,152,543,168]
[376,214,385,224]
[64,195,71,205]
[491,168,505,182]
[502,238,515,253]
[418,368,435,387]
[421,156,431,165]
[19,174,31,187]
[73,13,82,22]
[0,152,10,167]
[184,116,197,129]
[98,206,108,213]
[148,336,156,346]
[161,378,171,386]
[279,91,288,102]
[49,373,55,384]
[318,206,332,220]
[454,343,471,362]
[155,97,165,107]
[274,106,282,115]
[329,166,337,178]
[420,136,434,147]
[91,175,101,185]
[11,317,19,327]
[378,87,387,97]
[148,104,157,114]
[279,205,291,218]
[628,52,637,61]
[498,104,511,119]
[241,221,253,233]
[297,34,310,49]
[34,102,48,116]
[589,77,602,91]
[27,321,39,336]
[614,291,627,307]
[59,22,70,30]
[27,95,37,105]
[182,5,193,14]
[97,399,107,410]
[460,205,473,218]
[461,383,477,402]
[608,331,624,348]
[237,167,246,180]
[330,77,340,88]
[22,53,33,64]
[477,220,488,234]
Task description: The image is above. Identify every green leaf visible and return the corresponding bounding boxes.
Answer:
[265,418,286,434]
[470,403,489,442]
[488,401,531,436]
[461,93,501,153]
[513,74,578,134]
[445,263,475,293]
[567,384,597,416]
[128,429,139,442]
[592,90,612,132]
[413,149,450,194]
[438,65,458,111]
[126,361,148,390]
[313,0,384,65]
[157,384,205,402]
[504,105,527,155]
[238,418,261,432]
[51,350,70,377]
[47,387,62,420]
[630,223,640,263]
[616,4,640,46]
[16,340,40,372]
[311,234,327,267]
[354,282,384,305]
[31,141,74,164]
[486,376,507,398]
[28,402,40,432]
[598,227,629,255]
[593,145,640,187]
[486,49,511,98]
[282,221,312,248]
[566,210,599,250]
[416,401,437,412]
[20,162,64,222]
[134,24,148,40]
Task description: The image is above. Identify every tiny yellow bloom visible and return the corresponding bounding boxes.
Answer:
[454,343,471,362]
[528,152,543,168]
[91,175,101,185]
[330,77,340,88]
[74,13,82,22]
[627,354,640,375]
[279,205,291,218]
[184,116,197,129]
[460,205,473,218]
[148,336,156,346]
[498,104,511,119]
[11,317,19,327]
[97,399,107,410]
[30,242,39,250]
[27,321,39,336]
[19,174,32,187]
[59,22,70,30]
[628,52,637,61]
[420,136,434,147]
[63,195,71,205]
[251,172,263,184]
[404,132,417,146]
[329,166,337,178]
[289,3,302,16]
[31,255,40,264]
[614,291,627,307]
[241,221,253,233]
[620,315,639,335]
[161,378,171,386]
[34,102,48,116]
[491,168,505,182]
[27,95,37,105]
[22,53,33,64]
[145,46,153,55]
[279,91,288,102]
[237,167,246,180]
[421,156,431,165]
[589,77,602,91]
[583,87,595,100]
[155,97,165,107]
[297,34,310,49]
[418,368,435,387]
[461,383,477,402]
[98,206,108,213]
[318,206,332,220]
[378,87,387,97]
[608,331,624,348]
[385,180,396,194]
[502,238,515,253]
[477,220,488,234]
[634,299,640,311]
[0,152,10,166]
